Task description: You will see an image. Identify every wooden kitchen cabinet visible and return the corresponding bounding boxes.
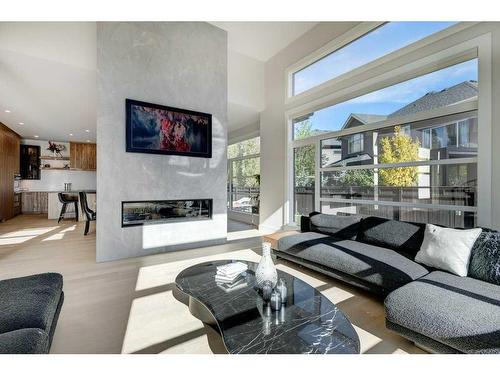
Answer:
[70,142,96,170]
[0,123,21,221]
[21,192,48,214]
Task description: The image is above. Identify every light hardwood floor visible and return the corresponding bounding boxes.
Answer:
[0,214,424,354]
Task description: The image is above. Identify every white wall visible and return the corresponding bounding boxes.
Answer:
[259,21,500,232]
[96,22,227,262]
[259,22,359,232]
[228,121,260,145]
[228,50,265,112]
[20,170,96,192]
[20,138,96,192]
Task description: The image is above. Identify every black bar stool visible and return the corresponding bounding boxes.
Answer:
[79,191,96,235]
[57,193,79,223]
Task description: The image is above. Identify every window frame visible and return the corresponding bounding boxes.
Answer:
[285,32,492,229]
[227,136,260,226]
[286,22,478,102]
[347,133,364,154]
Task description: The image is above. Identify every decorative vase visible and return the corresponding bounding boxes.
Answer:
[270,290,282,311]
[276,278,287,305]
[255,242,278,289]
[261,280,273,302]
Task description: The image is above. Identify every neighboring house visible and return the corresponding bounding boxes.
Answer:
[328,81,478,183]
[322,80,478,227]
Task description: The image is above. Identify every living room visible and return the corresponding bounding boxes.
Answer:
[1,0,499,373]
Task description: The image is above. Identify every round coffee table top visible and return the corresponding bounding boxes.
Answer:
[175,259,360,354]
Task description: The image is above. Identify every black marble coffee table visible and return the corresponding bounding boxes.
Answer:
[175,260,360,354]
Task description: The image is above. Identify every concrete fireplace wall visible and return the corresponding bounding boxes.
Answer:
[96,22,227,262]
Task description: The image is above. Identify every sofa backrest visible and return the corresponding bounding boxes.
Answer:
[308,213,362,240]
[356,216,426,258]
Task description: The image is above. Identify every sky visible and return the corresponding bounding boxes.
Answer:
[292,22,478,138]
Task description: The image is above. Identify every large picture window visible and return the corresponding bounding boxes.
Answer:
[227,137,260,215]
[291,57,479,228]
[292,59,478,140]
[292,22,457,96]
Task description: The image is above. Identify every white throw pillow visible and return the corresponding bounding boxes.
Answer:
[415,224,482,277]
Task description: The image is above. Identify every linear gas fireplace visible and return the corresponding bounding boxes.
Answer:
[122,199,212,227]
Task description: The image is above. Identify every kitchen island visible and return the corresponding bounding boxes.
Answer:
[21,190,96,222]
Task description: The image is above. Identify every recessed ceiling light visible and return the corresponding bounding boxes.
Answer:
[86,140,91,143]
[4,109,11,113]
[69,133,73,136]
[18,122,24,125]
[85,129,90,133]
[34,135,39,138]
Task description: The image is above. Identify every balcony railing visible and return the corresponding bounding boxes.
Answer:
[294,185,477,228]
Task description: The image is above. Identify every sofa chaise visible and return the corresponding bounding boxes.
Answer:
[275,213,500,354]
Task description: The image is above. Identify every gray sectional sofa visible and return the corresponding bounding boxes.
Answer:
[276,212,500,354]
[0,273,64,354]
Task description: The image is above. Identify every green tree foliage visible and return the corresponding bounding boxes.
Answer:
[228,137,260,188]
[338,169,374,187]
[294,121,315,187]
[379,126,420,187]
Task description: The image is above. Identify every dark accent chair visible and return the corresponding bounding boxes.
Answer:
[57,193,78,223]
[0,273,64,354]
[79,191,96,235]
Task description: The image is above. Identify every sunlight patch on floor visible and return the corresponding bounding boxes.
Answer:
[42,225,77,241]
[42,233,65,241]
[354,325,383,353]
[318,286,355,304]
[0,226,59,245]
[135,248,261,292]
[121,290,205,354]
[61,225,76,232]
[226,229,262,241]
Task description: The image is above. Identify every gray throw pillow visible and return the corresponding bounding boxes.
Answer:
[468,230,500,285]
[310,214,361,239]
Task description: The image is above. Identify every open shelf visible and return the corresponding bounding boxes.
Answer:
[40,156,70,160]
[41,167,96,171]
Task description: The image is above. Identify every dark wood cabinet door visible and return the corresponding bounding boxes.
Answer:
[20,144,41,180]
[0,123,21,221]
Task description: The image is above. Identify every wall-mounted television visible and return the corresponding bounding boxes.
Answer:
[125,99,212,158]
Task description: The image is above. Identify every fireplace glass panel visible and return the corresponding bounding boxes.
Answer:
[122,199,212,227]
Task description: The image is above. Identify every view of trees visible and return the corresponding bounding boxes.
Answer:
[338,169,374,187]
[228,137,260,188]
[293,121,315,188]
[228,137,260,213]
[379,125,420,187]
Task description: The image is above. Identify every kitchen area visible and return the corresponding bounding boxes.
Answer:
[1,123,96,225]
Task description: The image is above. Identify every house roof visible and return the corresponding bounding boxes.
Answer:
[338,80,478,132]
[341,113,388,130]
[388,80,478,118]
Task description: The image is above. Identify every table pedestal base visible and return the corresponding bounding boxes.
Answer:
[188,296,217,326]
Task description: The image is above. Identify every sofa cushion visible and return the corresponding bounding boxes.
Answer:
[384,271,500,354]
[0,328,49,354]
[469,229,500,285]
[278,232,429,292]
[356,216,426,258]
[415,225,482,276]
[310,214,362,240]
[0,273,63,335]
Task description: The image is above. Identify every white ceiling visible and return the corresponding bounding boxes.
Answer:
[0,22,97,143]
[0,22,318,141]
[213,22,318,131]
[211,22,317,62]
